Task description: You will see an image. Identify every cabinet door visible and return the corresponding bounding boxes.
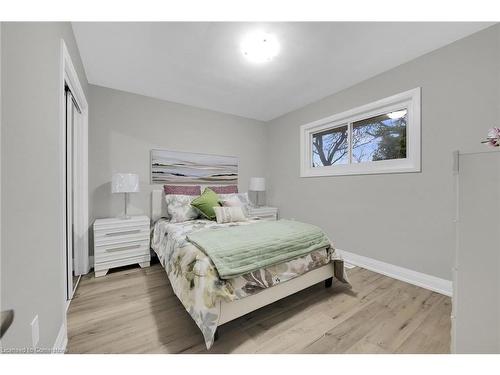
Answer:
[455,151,500,353]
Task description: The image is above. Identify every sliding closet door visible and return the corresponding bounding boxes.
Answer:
[65,87,82,300]
[71,94,87,277]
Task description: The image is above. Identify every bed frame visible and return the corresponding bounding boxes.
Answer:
[151,189,336,338]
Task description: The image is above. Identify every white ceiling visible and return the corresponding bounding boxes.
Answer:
[72,22,494,121]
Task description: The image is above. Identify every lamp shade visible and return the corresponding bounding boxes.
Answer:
[111,173,140,193]
[249,177,266,191]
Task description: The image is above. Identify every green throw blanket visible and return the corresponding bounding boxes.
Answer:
[187,219,331,279]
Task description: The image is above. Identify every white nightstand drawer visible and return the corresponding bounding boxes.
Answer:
[94,216,149,230]
[95,248,149,264]
[95,239,149,257]
[247,206,279,221]
[254,215,277,221]
[94,228,150,246]
[94,225,149,237]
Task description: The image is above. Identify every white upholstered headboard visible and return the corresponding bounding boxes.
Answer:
[151,189,166,222]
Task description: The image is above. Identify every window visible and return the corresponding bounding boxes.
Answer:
[312,124,348,166]
[300,88,420,177]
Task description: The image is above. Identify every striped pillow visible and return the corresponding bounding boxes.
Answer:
[163,185,201,196]
[208,185,238,194]
[213,206,247,224]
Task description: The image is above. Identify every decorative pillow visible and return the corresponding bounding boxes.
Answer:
[214,206,247,224]
[220,195,243,207]
[165,194,199,223]
[219,192,250,213]
[208,185,238,194]
[164,185,201,196]
[190,188,221,220]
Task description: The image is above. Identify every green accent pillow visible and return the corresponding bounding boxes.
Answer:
[190,188,221,220]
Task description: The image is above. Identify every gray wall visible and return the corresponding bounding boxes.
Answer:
[88,85,267,235]
[265,25,500,280]
[1,23,88,350]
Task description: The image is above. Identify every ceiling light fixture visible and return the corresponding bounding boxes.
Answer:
[387,110,407,120]
[241,31,280,64]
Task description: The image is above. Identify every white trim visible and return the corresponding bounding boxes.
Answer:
[52,318,67,354]
[339,249,452,296]
[300,87,421,177]
[0,24,3,328]
[59,39,89,313]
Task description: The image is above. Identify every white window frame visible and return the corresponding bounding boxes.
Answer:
[300,87,421,177]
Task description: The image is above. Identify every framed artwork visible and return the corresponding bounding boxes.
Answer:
[151,149,238,184]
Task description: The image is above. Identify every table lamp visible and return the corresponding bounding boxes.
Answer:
[112,173,140,219]
[249,177,266,207]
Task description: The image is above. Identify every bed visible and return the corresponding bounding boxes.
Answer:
[150,189,348,349]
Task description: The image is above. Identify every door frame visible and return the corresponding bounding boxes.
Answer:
[59,40,89,310]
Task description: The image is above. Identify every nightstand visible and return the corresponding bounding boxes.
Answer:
[93,215,151,277]
[247,206,279,221]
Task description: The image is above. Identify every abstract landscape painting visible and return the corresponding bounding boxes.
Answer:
[151,149,238,184]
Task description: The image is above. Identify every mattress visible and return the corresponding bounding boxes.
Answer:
[151,218,335,349]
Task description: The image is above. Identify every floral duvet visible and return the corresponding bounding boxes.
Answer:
[151,218,346,349]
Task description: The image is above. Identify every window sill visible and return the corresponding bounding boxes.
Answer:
[300,159,421,177]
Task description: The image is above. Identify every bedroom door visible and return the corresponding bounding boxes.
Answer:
[65,86,82,300]
[453,150,500,353]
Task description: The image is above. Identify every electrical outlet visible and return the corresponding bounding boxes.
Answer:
[31,315,39,348]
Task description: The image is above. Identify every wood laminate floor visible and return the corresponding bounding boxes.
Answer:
[67,263,451,354]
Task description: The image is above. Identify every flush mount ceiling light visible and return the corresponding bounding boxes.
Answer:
[387,109,407,120]
[241,31,280,63]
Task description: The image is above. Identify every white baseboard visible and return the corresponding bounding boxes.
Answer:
[52,318,67,354]
[339,249,452,297]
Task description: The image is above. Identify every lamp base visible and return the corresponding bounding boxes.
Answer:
[115,192,133,219]
[255,191,265,207]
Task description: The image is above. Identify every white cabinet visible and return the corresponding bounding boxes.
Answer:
[453,150,500,353]
[247,206,279,221]
[93,216,151,277]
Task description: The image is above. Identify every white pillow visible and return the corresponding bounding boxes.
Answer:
[219,192,250,210]
[165,194,199,223]
[219,192,249,203]
[214,206,247,224]
[220,195,243,207]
